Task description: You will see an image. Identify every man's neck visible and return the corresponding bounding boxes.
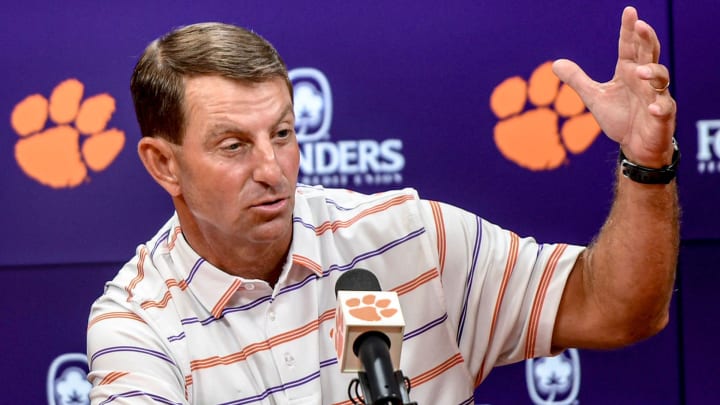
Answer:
[175,218,292,286]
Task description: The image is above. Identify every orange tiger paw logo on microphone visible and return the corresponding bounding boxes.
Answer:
[346,294,398,321]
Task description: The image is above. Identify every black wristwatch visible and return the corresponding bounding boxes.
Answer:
[618,138,680,185]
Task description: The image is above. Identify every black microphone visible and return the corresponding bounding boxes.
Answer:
[334,269,416,405]
[334,268,382,296]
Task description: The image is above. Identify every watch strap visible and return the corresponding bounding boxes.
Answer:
[618,138,679,185]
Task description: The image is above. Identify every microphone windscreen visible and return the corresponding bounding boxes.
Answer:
[334,268,381,296]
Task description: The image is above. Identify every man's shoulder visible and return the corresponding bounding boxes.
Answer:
[294,184,421,212]
[100,213,181,299]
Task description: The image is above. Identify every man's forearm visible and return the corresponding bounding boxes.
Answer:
[583,172,679,344]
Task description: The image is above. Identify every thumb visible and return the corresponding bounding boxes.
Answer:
[552,59,597,106]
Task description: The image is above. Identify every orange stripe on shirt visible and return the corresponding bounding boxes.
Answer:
[319,308,335,323]
[98,371,128,385]
[141,291,173,310]
[166,278,189,291]
[525,244,566,358]
[125,247,148,302]
[184,374,193,400]
[411,352,465,387]
[190,318,323,371]
[313,194,415,235]
[140,278,189,310]
[292,254,323,276]
[475,231,519,386]
[87,311,145,330]
[211,279,242,319]
[167,226,182,251]
[525,244,567,358]
[391,268,439,296]
[429,201,447,276]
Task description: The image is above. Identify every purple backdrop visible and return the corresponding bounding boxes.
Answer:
[0,0,715,403]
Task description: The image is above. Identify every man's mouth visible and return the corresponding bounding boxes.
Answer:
[251,197,288,212]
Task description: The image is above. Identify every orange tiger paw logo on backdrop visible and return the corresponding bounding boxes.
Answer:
[491,61,602,170]
[11,78,125,188]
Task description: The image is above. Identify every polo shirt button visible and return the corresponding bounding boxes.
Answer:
[244,283,255,290]
[268,311,276,321]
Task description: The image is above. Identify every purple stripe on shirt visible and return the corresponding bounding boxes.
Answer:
[219,370,321,405]
[292,216,318,231]
[460,395,476,405]
[322,197,355,211]
[277,272,318,295]
[91,345,175,366]
[322,227,426,276]
[220,295,274,317]
[98,390,181,405]
[179,294,273,326]
[150,229,170,258]
[404,313,448,341]
[185,258,205,284]
[293,193,412,229]
[322,196,383,211]
[456,216,482,344]
[320,357,338,368]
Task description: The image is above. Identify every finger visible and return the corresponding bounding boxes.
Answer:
[634,19,661,64]
[552,59,599,106]
[618,6,639,62]
[636,63,670,93]
[648,96,676,121]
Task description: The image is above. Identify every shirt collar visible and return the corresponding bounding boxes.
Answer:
[170,225,245,319]
[288,188,326,278]
[167,195,325,319]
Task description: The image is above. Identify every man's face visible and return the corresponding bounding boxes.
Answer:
[172,75,299,247]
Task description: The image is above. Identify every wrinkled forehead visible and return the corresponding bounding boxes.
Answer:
[181,75,294,138]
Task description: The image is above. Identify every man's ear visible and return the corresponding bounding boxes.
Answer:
[137,137,182,197]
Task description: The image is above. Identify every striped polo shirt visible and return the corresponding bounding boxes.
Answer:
[87,185,583,404]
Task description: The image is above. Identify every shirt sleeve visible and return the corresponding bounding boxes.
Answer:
[86,251,189,405]
[417,200,584,384]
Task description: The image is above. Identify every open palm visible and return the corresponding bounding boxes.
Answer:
[553,7,676,168]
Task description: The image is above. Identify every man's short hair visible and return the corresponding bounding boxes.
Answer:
[130,22,291,144]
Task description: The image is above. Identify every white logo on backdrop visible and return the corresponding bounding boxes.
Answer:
[290,67,405,188]
[290,67,333,143]
[697,119,720,174]
[47,352,91,405]
[525,349,581,405]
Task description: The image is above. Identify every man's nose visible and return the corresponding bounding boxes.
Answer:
[252,139,283,185]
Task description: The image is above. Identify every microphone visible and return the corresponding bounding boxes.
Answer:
[334,269,416,405]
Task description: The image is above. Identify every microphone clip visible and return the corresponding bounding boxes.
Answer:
[346,332,417,405]
[348,369,416,405]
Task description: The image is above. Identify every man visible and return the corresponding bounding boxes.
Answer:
[87,6,678,404]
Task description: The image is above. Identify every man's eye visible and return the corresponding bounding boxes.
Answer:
[277,129,292,139]
[221,140,243,151]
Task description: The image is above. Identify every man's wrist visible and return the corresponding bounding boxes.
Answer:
[618,138,680,184]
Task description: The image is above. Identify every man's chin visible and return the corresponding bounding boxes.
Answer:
[248,218,293,243]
